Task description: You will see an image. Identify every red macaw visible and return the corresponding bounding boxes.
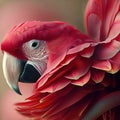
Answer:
[1,0,120,120]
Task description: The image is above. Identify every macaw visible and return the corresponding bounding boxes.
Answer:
[1,0,120,120]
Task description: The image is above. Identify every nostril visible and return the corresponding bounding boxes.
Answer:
[19,63,41,83]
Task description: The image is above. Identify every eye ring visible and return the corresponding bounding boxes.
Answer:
[28,39,40,50]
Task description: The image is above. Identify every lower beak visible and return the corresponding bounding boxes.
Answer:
[2,52,40,95]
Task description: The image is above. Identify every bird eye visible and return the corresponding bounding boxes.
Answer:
[29,39,40,50]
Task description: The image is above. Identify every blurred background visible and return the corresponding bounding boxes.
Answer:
[0,0,87,119]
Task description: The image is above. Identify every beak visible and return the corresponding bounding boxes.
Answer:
[2,52,22,95]
[2,52,41,95]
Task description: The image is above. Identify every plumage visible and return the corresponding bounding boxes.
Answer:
[1,0,120,120]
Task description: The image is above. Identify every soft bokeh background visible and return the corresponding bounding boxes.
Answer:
[0,0,87,119]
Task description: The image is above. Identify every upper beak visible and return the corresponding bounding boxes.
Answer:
[2,52,22,95]
[2,52,41,95]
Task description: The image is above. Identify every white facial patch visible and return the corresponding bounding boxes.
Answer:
[22,39,48,75]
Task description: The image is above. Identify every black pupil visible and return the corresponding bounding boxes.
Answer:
[32,42,38,47]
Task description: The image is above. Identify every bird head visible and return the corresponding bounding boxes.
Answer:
[1,21,83,95]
